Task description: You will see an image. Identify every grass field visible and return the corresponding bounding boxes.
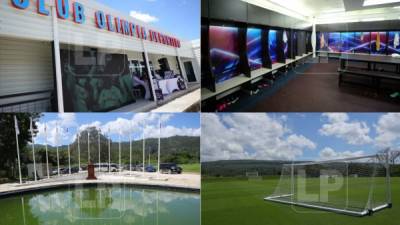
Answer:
[202,177,400,225]
[181,163,201,173]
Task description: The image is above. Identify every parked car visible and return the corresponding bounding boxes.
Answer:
[134,164,157,172]
[160,163,182,174]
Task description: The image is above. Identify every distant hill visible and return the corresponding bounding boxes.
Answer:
[28,136,200,165]
[202,160,295,177]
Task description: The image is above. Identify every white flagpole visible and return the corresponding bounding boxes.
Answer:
[108,128,111,174]
[129,122,132,173]
[14,116,22,184]
[56,123,60,176]
[67,128,71,175]
[30,118,37,181]
[142,122,145,176]
[98,128,101,172]
[119,131,121,174]
[78,133,81,171]
[157,117,161,175]
[88,132,90,165]
[44,124,49,179]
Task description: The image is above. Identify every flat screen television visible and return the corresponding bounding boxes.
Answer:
[353,32,371,54]
[209,25,240,84]
[283,30,289,58]
[247,28,263,70]
[292,31,298,56]
[371,32,387,55]
[388,31,400,54]
[328,32,341,52]
[341,32,355,53]
[269,30,278,64]
[318,32,329,51]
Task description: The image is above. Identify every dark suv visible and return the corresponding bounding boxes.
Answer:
[160,163,182,174]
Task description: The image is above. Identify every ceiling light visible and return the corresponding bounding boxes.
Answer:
[322,8,345,13]
[363,0,400,6]
[361,17,385,21]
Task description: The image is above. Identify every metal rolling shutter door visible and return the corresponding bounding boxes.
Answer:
[0,37,54,112]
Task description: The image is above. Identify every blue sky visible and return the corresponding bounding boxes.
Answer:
[34,113,200,146]
[96,0,200,41]
[201,113,400,162]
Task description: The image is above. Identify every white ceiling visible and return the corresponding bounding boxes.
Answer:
[242,0,400,24]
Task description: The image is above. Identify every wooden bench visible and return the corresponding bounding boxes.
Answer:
[338,68,400,89]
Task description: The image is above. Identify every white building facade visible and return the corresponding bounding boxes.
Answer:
[0,0,200,112]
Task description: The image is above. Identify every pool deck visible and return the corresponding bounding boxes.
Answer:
[0,171,200,196]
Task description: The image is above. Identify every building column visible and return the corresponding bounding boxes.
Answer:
[175,49,188,89]
[190,47,201,83]
[142,41,158,105]
[51,5,64,112]
[312,19,317,58]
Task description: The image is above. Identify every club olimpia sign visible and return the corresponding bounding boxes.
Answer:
[10,0,181,48]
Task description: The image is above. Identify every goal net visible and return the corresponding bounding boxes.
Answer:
[246,171,262,181]
[265,152,392,216]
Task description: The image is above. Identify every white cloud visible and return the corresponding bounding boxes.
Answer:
[36,113,198,145]
[375,113,400,148]
[36,113,78,146]
[201,114,316,162]
[130,11,159,23]
[319,113,372,145]
[319,147,364,160]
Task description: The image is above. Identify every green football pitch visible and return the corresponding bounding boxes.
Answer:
[202,177,400,225]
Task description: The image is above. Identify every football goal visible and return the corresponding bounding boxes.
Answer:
[265,151,394,216]
[246,171,262,181]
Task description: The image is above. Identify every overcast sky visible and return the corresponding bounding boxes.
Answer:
[201,113,400,162]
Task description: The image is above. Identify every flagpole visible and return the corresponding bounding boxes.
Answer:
[157,117,161,175]
[44,124,49,179]
[78,133,81,172]
[98,128,101,172]
[14,116,22,184]
[119,131,121,174]
[67,128,71,175]
[129,122,132,173]
[108,128,111,174]
[88,132,90,165]
[142,122,145,176]
[56,123,60,176]
[30,118,37,181]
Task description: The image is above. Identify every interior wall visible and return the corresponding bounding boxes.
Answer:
[202,0,311,29]
[317,20,400,32]
[147,54,180,75]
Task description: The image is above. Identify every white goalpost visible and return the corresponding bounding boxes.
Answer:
[265,150,394,217]
[246,171,262,180]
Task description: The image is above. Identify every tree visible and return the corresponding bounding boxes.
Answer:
[0,113,41,179]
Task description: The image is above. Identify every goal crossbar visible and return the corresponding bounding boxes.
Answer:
[265,151,392,217]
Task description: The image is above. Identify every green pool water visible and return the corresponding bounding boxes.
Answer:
[0,185,200,225]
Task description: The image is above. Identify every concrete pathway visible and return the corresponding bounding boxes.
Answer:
[0,171,200,196]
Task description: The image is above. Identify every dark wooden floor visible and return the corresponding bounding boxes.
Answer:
[249,60,400,112]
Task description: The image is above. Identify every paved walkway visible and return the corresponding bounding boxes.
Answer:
[152,88,200,112]
[0,171,200,196]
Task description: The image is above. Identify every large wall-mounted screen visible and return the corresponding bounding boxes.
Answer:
[388,31,400,54]
[247,28,263,71]
[371,32,387,54]
[209,26,241,84]
[269,30,278,64]
[318,32,329,51]
[341,32,356,53]
[283,30,289,58]
[354,32,371,54]
[328,32,341,52]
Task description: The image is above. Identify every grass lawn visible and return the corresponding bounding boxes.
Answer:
[202,177,400,225]
[181,163,201,174]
